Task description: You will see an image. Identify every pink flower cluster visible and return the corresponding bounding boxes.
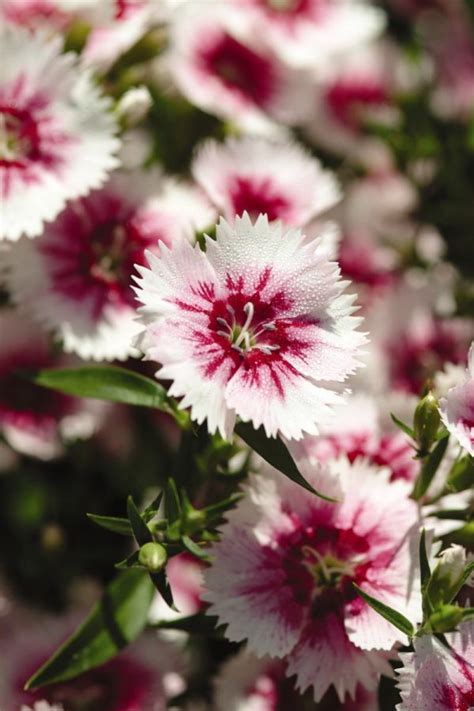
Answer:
[0,1,473,710]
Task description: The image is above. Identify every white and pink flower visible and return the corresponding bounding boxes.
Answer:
[0,26,120,241]
[439,343,474,456]
[192,135,340,227]
[296,394,418,483]
[231,0,385,68]
[5,172,213,361]
[0,309,103,460]
[164,4,312,132]
[396,621,474,710]
[214,648,379,710]
[134,213,367,440]
[204,458,420,702]
[0,610,186,711]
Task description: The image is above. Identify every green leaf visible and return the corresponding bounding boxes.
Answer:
[31,366,183,420]
[165,478,182,540]
[143,491,164,521]
[413,435,450,500]
[461,607,474,622]
[127,496,152,546]
[353,584,415,638]
[202,493,242,525]
[154,614,221,635]
[115,550,141,570]
[151,570,175,609]
[391,413,415,439]
[181,535,209,561]
[448,561,474,604]
[419,529,431,590]
[25,570,155,690]
[445,456,474,493]
[235,423,336,501]
[87,513,133,537]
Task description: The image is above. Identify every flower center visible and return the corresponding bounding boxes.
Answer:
[216,301,280,355]
[302,547,357,596]
[0,108,39,164]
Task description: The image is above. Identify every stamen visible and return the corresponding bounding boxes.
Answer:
[234,301,255,348]
[256,344,280,355]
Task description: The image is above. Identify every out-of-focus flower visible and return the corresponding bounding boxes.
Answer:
[396,620,474,710]
[0,0,109,32]
[134,213,366,440]
[204,458,420,702]
[164,4,312,132]
[0,610,186,711]
[439,342,474,456]
[295,393,418,482]
[5,171,213,361]
[214,648,379,710]
[363,273,472,396]
[229,0,385,68]
[0,26,120,241]
[21,702,64,711]
[191,135,340,226]
[82,0,160,73]
[0,309,104,459]
[149,552,205,623]
[304,42,400,168]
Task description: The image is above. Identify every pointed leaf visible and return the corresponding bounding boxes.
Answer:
[391,413,415,439]
[25,570,154,690]
[353,584,414,638]
[115,550,141,570]
[413,435,450,500]
[151,570,175,610]
[181,535,210,561]
[235,423,336,501]
[31,366,183,420]
[419,529,431,590]
[127,496,152,546]
[87,514,133,537]
[143,491,164,521]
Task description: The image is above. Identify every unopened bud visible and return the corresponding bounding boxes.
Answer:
[413,392,440,454]
[117,86,152,126]
[426,545,467,609]
[426,604,464,633]
[138,542,167,573]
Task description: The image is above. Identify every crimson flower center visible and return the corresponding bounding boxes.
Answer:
[215,301,280,355]
[0,107,40,165]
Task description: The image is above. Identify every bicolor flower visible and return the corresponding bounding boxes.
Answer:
[296,393,418,482]
[231,0,385,68]
[134,213,367,440]
[214,649,379,711]
[164,3,312,132]
[0,309,103,460]
[0,26,120,241]
[439,342,474,456]
[396,621,474,710]
[1,610,186,711]
[204,458,420,702]
[192,135,340,226]
[5,172,214,361]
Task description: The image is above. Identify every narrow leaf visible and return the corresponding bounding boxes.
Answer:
[87,513,133,537]
[413,435,450,500]
[32,366,179,417]
[448,561,474,604]
[115,550,141,570]
[391,413,415,439]
[419,529,431,590]
[154,614,221,635]
[181,535,210,561]
[151,570,175,610]
[353,584,414,637]
[127,496,152,546]
[143,491,164,521]
[235,423,336,501]
[25,570,154,690]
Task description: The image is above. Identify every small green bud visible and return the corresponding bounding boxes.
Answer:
[426,545,467,609]
[138,542,167,573]
[413,392,440,455]
[426,604,464,633]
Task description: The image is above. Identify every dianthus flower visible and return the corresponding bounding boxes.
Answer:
[396,621,474,710]
[134,213,367,439]
[0,26,119,241]
[439,342,474,456]
[5,172,213,360]
[0,309,103,459]
[192,135,340,226]
[204,458,420,701]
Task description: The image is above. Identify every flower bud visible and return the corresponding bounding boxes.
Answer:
[138,542,167,573]
[117,86,152,126]
[426,604,464,633]
[413,392,440,454]
[426,545,467,609]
